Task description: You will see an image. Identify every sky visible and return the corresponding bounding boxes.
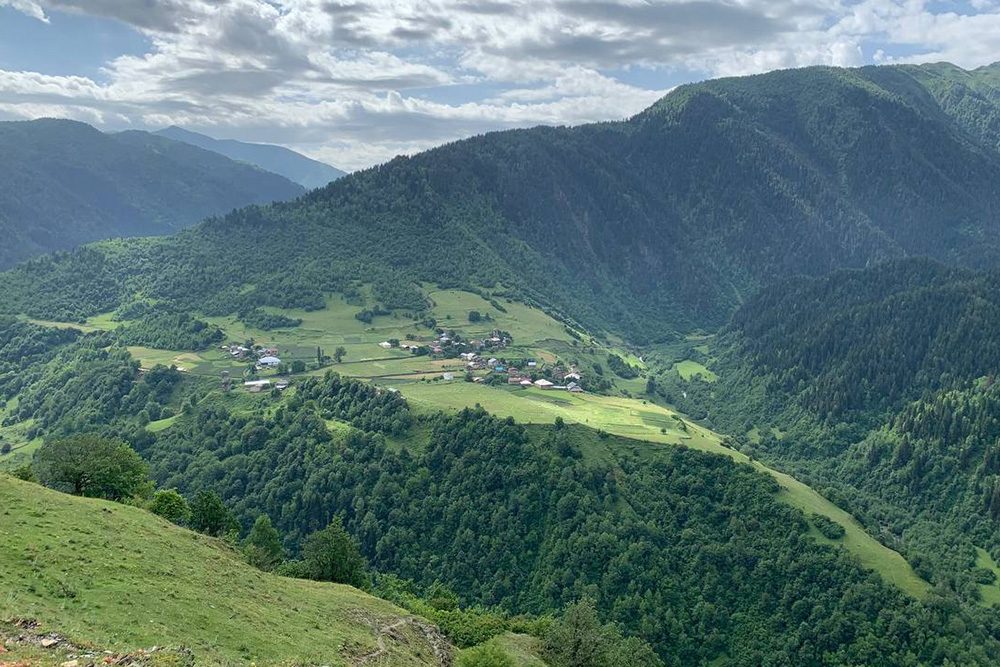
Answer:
[0,1,999,171]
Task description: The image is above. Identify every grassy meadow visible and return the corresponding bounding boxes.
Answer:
[0,475,446,666]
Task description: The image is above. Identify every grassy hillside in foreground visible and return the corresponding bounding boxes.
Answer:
[0,475,448,667]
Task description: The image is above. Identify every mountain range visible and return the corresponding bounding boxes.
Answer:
[0,119,305,270]
[154,125,347,189]
[4,62,1000,339]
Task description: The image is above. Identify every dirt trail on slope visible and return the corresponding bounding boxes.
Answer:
[353,615,452,667]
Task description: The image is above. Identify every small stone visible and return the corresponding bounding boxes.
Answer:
[61,660,80,667]
[41,637,60,648]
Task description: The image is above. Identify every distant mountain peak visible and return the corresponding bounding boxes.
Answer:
[154,126,346,190]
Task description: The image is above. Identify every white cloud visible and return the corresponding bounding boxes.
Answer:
[0,0,999,170]
[0,0,46,21]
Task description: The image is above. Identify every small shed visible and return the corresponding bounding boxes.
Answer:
[244,379,272,393]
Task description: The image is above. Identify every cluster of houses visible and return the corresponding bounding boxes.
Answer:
[222,342,281,368]
[378,329,514,358]
[450,356,585,393]
[509,369,584,393]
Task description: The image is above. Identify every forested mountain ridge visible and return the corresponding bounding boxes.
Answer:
[896,62,1000,156]
[154,125,347,189]
[0,119,304,270]
[3,63,1000,340]
[660,258,1000,605]
[709,259,1000,443]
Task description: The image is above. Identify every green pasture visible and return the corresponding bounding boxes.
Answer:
[0,476,443,667]
[674,359,718,382]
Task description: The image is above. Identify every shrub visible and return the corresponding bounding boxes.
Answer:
[456,643,515,667]
[811,513,846,540]
[149,488,190,524]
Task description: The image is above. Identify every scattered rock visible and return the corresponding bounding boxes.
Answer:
[61,660,79,667]
[40,637,60,648]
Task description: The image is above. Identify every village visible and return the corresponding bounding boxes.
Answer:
[380,328,586,393]
[217,321,588,397]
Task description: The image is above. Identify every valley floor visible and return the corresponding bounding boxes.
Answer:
[5,285,930,600]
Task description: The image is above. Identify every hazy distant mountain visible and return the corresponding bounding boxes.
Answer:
[154,126,346,189]
[0,119,304,270]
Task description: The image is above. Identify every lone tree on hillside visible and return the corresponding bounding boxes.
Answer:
[244,514,284,571]
[301,516,368,588]
[33,434,149,501]
[334,346,347,363]
[149,488,190,524]
[189,490,239,537]
[543,598,663,667]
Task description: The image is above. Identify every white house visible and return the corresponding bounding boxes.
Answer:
[244,379,272,393]
[443,372,455,381]
[379,341,393,349]
[258,356,281,367]
[534,379,554,389]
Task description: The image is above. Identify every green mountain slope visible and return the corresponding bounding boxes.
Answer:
[0,474,448,666]
[0,119,304,270]
[154,126,347,189]
[891,62,1000,155]
[5,63,1000,340]
[661,258,1000,605]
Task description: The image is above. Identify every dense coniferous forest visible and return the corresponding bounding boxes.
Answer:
[0,119,304,269]
[656,259,1000,605]
[4,64,1000,339]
